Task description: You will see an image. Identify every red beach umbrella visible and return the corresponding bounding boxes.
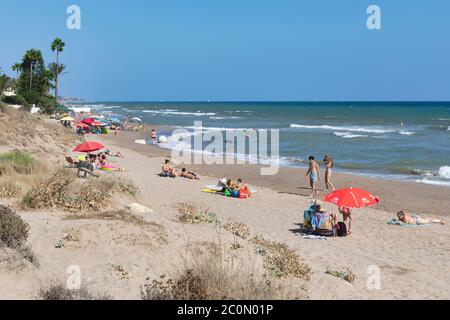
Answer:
[73,141,105,153]
[323,187,380,209]
[75,122,89,128]
[81,118,96,125]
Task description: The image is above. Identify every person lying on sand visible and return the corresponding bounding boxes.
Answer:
[236,178,252,197]
[397,210,444,225]
[180,168,200,180]
[161,159,177,177]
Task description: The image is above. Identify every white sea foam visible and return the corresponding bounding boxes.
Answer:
[333,132,368,138]
[209,116,241,120]
[142,110,215,116]
[399,131,415,135]
[416,178,450,187]
[439,166,450,179]
[290,124,396,134]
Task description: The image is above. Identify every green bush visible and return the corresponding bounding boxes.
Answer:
[0,204,29,248]
[1,94,28,106]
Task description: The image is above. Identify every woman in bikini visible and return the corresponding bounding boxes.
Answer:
[323,155,336,192]
[397,210,444,225]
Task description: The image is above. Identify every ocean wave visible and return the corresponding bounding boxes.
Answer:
[333,132,368,139]
[439,166,450,179]
[399,131,415,135]
[447,126,450,131]
[290,124,396,134]
[142,110,216,116]
[182,126,255,132]
[209,116,241,120]
[415,178,450,187]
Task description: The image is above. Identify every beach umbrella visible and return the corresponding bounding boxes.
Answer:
[107,117,121,123]
[61,116,75,122]
[323,188,380,209]
[73,141,105,153]
[81,118,97,124]
[75,122,89,128]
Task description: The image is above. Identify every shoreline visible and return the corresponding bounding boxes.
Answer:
[99,131,450,217]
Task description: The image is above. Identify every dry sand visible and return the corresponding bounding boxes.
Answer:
[1,124,449,299]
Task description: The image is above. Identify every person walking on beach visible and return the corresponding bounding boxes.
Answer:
[125,113,129,131]
[306,156,320,198]
[151,128,157,144]
[323,155,336,192]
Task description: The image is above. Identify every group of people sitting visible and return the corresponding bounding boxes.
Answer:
[218,178,252,198]
[303,201,352,236]
[70,150,124,178]
[160,159,200,180]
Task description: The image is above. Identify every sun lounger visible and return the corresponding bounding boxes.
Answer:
[65,156,79,168]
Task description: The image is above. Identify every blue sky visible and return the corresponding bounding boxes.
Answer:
[1,0,449,101]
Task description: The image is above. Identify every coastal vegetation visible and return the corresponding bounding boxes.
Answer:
[0,37,67,113]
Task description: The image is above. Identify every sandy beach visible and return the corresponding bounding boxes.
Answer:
[0,110,449,300]
[85,131,450,299]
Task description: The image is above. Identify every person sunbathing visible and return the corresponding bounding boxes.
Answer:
[236,178,252,197]
[161,159,177,177]
[180,168,200,180]
[397,210,444,225]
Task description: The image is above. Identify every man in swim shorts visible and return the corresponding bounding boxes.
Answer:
[306,156,321,198]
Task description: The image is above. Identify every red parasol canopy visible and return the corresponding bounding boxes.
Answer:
[323,187,380,209]
[75,122,89,128]
[73,141,105,153]
[81,118,97,125]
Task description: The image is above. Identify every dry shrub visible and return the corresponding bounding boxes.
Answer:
[326,268,357,283]
[141,253,298,300]
[0,180,21,198]
[37,281,112,300]
[220,219,310,280]
[223,222,251,240]
[251,234,311,279]
[0,204,29,248]
[22,170,115,212]
[176,203,219,224]
[22,169,74,210]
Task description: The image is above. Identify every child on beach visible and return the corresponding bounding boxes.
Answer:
[397,210,444,225]
[306,156,320,198]
[323,155,336,192]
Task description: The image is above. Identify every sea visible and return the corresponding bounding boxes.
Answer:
[69,101,450,187]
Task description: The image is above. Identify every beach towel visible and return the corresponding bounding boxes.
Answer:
[202,188,219,193]
[301,235,327,240]
[387,218,432,227]
[206,185,258,193]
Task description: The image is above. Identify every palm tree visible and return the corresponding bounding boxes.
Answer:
[24,49,41,91]
[48,63,66,98]
[51,38,65,103]
[12,63,22,78]
[0,74,9,97]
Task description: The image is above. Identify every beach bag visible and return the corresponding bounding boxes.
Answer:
[336,222,347,237]
[224,189,231,197]
[230,190,240,198]
[239,189,249,199]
